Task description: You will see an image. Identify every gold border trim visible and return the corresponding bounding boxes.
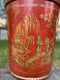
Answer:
[9,68,53,80]
[6,4,39,11]
[6,4,59,12]
[40,4,58,11]
[10,66,51,74]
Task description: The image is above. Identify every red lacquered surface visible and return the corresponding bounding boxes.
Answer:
[5,0,46,5]
[4,0,60,6]
[6,0,59,78]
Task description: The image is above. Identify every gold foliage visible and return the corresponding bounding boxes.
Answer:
[16,13,40,36]
[24,13,40,35]
[40,13,53,22]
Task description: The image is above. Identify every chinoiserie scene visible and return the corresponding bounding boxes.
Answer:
[0,0,60,80]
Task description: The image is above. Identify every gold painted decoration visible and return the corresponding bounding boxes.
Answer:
[6,0,59,78]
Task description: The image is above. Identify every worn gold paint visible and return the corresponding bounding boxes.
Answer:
[11,13,55,67]
[47,23,54,28]
[24,13,40,35]
[40,13,54,22]
[10,65,51,74]
[6,4,39,11]
[44,14,48,21]
[6,4,58,12]
[40,4,58,11]
[40,13,55,28]
[12,35,54,67]
[14,11,19,18]
[40,14,44,19]
[49,13,53,17]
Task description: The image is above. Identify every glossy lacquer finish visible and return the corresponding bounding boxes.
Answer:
[4,0,60,6]
[5,0,46,5]
[6,0,59,79]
